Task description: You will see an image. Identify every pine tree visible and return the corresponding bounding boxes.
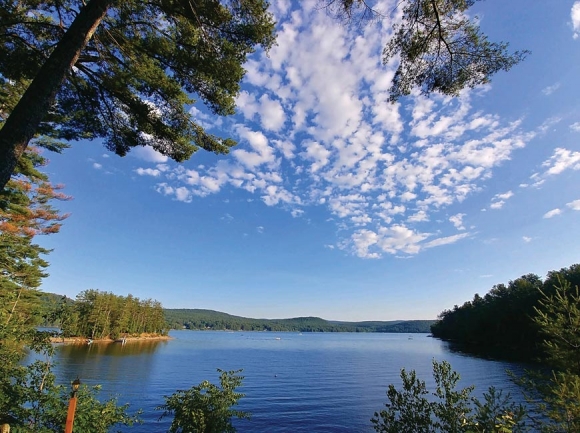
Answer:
[0,0,276,189]
[0,147,69,424]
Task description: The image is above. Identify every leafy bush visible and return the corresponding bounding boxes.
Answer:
[158,369,249,433]
[371,360,526,433]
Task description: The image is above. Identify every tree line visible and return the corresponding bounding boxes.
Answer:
[430,263,580,362]
[52,289,167,340]
[164,308,435,333]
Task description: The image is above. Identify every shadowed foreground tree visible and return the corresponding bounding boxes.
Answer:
[516,279,580,432]
[0,147,69,423]
[0,0,276,190]
[327,0,529,101]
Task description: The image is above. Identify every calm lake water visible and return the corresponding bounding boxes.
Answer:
[47,331,527,432]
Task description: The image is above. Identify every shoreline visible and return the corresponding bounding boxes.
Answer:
[50,335,173,344]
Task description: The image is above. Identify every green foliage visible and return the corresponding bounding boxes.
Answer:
[0,149,67,423]
[515,279,580,432]
[51,289,167,339]
[0,0,277,189]
[327,0,529,101]
[164,308,435,333]
[384,0,529,101]
[371,360,526,433]
[431,265,580,362]
[6,355,141,432]
[64,385,141,433]
[433,266,580,431]
[158,369,249,433]
[534,279,580,374]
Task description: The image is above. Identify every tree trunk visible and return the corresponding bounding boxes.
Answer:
[0,0,113,190]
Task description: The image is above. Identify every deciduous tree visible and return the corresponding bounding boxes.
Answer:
[158,369,249,433]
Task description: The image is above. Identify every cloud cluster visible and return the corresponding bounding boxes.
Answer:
[129,1,562,258]
[573,1,580,39]
[490,191,514,210]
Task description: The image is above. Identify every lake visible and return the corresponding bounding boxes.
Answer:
[48,330,527,432]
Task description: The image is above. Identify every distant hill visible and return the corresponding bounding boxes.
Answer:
[164,308,435,333]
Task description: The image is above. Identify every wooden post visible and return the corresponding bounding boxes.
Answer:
[64,395,78,433]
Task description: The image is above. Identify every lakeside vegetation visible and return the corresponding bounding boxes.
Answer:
[54,289,167,340]
[383,265,580,432]
[430,263,580,363]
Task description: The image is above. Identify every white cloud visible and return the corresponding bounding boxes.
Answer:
[291,208,304,218]
[570,122,580,132]
[154,183,174,197]
[301,140,331,172]
[449,213,466,230]
[232,127,277,169]
[348,225,430,258]
[423,232,470,249]
[93,163,102,169]
[543,208,562,219]
[134,3,543,258]
[495,191,514,200]
[567,199,580,210]
[542,148,580,175]
[221,213,234,222]
[261,184,296,206]
[256,226,264,234]
[542,82,560,95]
[135,167,161,177]
[572,1,580,39]
[175,187,191,203]
[490,190,513,209]
[131,145,169,163]
[408,210,429,223]
[523,236,532,243]
[257,94,286,131]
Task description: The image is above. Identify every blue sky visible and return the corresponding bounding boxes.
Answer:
[38,0,580,321]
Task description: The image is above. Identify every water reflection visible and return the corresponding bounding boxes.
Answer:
[52,340,167,392]
[56,340,167,357]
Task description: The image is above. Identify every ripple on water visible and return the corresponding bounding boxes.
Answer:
[42,331,527,433]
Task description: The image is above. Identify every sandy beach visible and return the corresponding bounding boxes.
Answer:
[50,334,173,344]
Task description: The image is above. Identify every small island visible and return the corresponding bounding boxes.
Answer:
[44,290,170,343]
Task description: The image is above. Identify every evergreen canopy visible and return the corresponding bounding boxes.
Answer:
[0,0,276,188]
[327,0,529,101]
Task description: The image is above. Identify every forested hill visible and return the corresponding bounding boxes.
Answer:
[164,309,434,333]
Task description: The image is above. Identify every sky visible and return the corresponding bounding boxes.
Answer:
[36,0,580,321]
